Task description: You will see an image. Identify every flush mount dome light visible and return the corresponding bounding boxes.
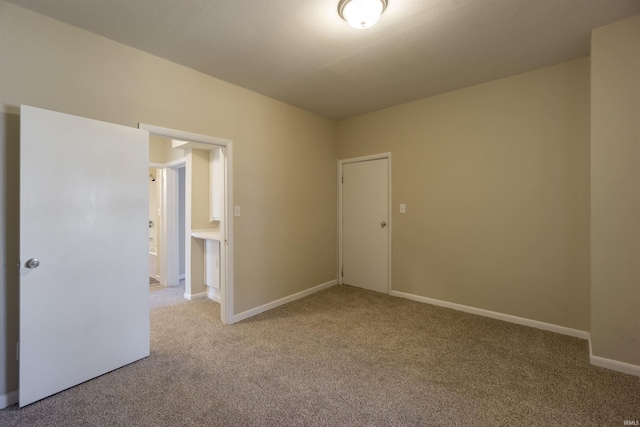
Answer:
[338,0,388,29]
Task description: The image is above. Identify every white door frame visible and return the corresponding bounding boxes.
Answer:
[150,158,186,288]
[338,153,392,293]
[140,123,235,325]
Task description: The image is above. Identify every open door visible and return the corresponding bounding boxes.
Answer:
[19,105,150,407]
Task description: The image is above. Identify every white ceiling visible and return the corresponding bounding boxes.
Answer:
[7,0,640,120]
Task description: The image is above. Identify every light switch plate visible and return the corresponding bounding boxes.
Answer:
[234,206,241,217]
[400,204,406,213]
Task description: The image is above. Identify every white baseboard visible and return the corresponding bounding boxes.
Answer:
[233,279,337,323]
[207,286,221,303]
[0,390,18,409]
[184,291,207,301]
[589,337,640,377]
[389,290,589,339]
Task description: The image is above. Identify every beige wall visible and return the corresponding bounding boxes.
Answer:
[149,135,184,164]
[190,149,211,230]
[0,0,337,399]
[590,15,640,366]
[337,58,591,331]
[187,148,211,296]
[1,0,637,404]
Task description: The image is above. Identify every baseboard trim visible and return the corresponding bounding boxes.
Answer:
[588,337,640,377]
[0,390,18,409]
[207,286,221,303]
[389,290,589,339]
[184,291,207,301]
[233,279,337,323]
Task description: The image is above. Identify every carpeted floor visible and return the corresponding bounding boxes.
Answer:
[1,285,639,426]
[149,281,188,309]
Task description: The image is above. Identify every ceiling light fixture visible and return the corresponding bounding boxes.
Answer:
[338,0,388,30]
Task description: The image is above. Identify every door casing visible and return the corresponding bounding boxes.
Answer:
[139,124,235,325]
[150,158,186,289]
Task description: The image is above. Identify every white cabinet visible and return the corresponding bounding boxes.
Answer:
[191,229,221,302]
[210,148,223,221]
[204,239,220,290]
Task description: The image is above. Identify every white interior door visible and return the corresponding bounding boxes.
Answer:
[341,158,389,293]
[19,105,150,407]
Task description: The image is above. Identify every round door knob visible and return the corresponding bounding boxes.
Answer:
[26,258,40,269]
[381,221,387,228]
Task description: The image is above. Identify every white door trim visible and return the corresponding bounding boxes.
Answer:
[140,123,235,325]
[338,153,392,293]
[163,163,182,288]
[150,159,186,288]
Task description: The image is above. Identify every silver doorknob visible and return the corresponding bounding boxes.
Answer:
[381,221,387,228]
[25,258,40,269]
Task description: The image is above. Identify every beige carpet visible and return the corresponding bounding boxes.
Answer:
[149,281,188,309]
[1,285,639,426]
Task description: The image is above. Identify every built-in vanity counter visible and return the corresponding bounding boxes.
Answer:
[191,229,221,301]
[191,229,220,242]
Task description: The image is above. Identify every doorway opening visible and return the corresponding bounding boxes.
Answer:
[148,152,186,306]
[141,124,235,325]
[148,166,161,286]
